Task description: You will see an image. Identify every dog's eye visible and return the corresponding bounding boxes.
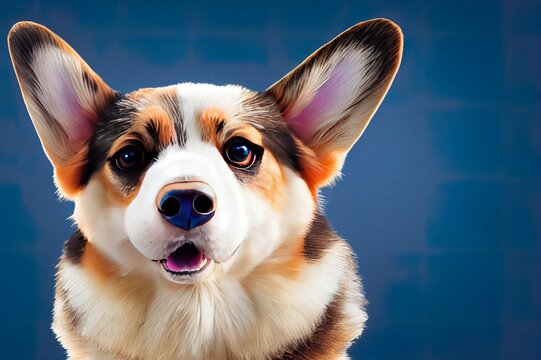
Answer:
[224,138,258,168]
[113,144,146,171]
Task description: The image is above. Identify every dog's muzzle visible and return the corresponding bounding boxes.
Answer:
[156,181,216,231]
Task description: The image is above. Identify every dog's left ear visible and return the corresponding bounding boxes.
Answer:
[8,21,116,197]
[266,19,403,189]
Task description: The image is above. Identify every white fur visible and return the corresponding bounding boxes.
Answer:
[126,143,248,264]
[74,84,314,278]
[30,48,91,136]
[56,237,348,359]
[283,47,379,146]
[23,45,112,167]
[65,84,341,358]
[287,49,373,123]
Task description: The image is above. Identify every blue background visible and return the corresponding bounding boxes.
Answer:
[1,1,540,359]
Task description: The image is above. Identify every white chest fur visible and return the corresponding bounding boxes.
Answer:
[53,241,364,360]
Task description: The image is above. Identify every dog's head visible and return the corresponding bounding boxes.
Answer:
[8,20,402,284]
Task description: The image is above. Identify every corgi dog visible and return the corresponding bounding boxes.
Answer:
[8,19,402,360]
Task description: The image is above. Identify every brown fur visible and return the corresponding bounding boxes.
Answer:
[55,226,361,359]
[54,146,89,197]
[248,151,287,211]
[197,110,288,210]
[198,108,226,144]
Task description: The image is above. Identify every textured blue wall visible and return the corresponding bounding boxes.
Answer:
[1,1,540,359]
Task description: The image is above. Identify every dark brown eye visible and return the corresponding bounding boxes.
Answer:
[224,138,257,168]
[113,144,146,171]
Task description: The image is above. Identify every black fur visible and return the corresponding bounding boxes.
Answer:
[303,212,341,261]
[63,228,87,264]
[272,287,346,359]
[80,93,137,188]
[240,93,302,173]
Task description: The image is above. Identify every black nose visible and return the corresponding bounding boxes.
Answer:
[156,182,216,231]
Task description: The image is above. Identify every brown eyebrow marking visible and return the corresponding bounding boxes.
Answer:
[198,108,227,143]
[130,106,176,150]
[156,91,185,145]
[125,86,185,146]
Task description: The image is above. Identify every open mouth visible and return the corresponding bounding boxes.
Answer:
[160,242,209,276]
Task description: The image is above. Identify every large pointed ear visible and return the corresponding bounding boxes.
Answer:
[265,19,403,189]
[8,21,116,197]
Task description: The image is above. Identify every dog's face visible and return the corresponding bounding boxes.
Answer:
[8,20,402,285]
[73,84,317,284]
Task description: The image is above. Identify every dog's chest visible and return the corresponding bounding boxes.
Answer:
[52,245,355,360]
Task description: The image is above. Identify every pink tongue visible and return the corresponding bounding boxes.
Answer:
[165,243,204,272]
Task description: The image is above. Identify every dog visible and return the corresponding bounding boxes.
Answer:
[8,19,402,359]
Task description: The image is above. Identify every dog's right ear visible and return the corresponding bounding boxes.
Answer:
[8,21,116,197]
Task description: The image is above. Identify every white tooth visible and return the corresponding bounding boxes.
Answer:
[197,258,207,271]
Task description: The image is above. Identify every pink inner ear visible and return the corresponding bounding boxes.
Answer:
[285,59,352,142]
[59,73,99,142]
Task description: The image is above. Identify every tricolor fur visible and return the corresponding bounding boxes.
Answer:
[8,19,402,360]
